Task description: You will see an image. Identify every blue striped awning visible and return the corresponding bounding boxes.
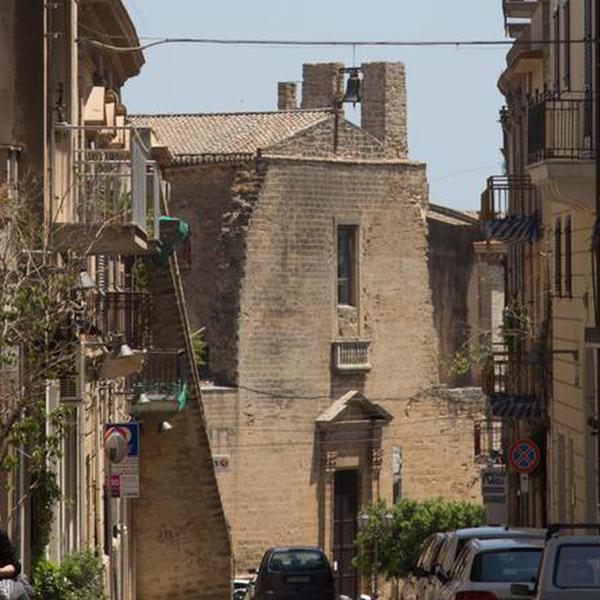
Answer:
[487,393,543,419]
[484,214,539,243]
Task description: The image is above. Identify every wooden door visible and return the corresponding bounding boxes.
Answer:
[333,470,359,599]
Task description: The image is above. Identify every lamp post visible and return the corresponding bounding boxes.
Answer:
[357,511,393,600]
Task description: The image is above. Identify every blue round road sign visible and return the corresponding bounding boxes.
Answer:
[508,438,541,474]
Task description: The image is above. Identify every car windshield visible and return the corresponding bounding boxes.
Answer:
[555,545,600,588]
[471,549,542,583]
[269,550,327,572]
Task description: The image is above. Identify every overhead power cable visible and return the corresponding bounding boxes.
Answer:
[80,36,592,53]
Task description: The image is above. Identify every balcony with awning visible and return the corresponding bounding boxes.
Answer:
[481,344,544,420]
[480,175,540,244]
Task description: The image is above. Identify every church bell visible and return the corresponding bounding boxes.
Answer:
[342,69,361,105]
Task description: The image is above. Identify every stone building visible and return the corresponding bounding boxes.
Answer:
[0,2,231,599]
[134,62,485,596]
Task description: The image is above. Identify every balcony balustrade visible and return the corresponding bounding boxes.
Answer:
[525,92,595,209]
[130,349,188,414]
[95,290,152,350]
[503,0,538,21]
[527,92,595,164]
[51,125,163,255]
[332,341,371,372]
[481,344,543,420]
[480,175,540,243]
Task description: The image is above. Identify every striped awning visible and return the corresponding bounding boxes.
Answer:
[484,214,539,243]
[487,393,543,419]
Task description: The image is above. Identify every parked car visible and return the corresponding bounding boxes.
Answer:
[401,532,446,600]
[511,524,600,599]
[427,527,545,598]
[253,546,335,600]
[438,537,544,600]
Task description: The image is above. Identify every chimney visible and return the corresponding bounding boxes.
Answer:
[360,62,408,158]
[301,62,343,109]
[278,82,297,110]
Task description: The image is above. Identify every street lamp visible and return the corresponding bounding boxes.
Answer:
[357,511,393,600]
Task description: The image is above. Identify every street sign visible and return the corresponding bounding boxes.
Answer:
[213,454,231,472]
[481,466,507,503]
[104,423,140,498]
[508,438,541,474]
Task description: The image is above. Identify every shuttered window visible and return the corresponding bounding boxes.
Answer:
[555,218,562,297]
[564,215,572,298]
[563,1,571,89]
[584,0,593,137]
[554,9,561,92]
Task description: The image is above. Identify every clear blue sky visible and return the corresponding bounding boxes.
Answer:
[122,0,507,210]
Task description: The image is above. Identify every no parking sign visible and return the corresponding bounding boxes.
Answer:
[508,438,541,474]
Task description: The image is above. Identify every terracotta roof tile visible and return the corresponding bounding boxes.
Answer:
[130,110,332,164]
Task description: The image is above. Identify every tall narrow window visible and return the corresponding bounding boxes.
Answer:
[564,215,572,298]
[554,9,561,92]
[337,226,357,306]
[562,1,571,89]
[555,218,562,297]
[584,0,593,138]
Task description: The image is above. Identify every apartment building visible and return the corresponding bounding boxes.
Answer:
[0,2,231,599]
[481,0,599,526]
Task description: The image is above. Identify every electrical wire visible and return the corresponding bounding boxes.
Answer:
[80,36,592,54]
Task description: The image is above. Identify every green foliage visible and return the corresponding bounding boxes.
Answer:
[354,498,486,579]
[33,551,105,600]
[447,341,492,376]
[30,470,62,570]
[132,258,149,292]
[191,330,207,369]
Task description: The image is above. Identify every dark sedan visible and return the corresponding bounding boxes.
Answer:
[253,546,335,600]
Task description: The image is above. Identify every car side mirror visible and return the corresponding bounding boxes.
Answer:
[248,568,257,575]
[510,583,534,597]
[413,565,427,578]
[433,564,449,584]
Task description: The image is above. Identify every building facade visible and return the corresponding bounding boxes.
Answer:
[0,2,231,599]
[481,0,600,526]
[135,62,487,595]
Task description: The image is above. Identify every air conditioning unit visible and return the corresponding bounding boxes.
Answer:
[59,374,82,403]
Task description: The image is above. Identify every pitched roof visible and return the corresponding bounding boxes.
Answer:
[130,110,332,164]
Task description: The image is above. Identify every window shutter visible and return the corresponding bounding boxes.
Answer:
[555,218,562,297]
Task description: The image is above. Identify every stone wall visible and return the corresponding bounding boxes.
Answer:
[134,254,232,600]
[427,211,481,387]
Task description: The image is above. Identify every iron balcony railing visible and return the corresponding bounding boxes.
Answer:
[527,91,595,164]
[54,125,162,239]
[130,349,188,412]
[480,175,540,220]
[95,290,152,349]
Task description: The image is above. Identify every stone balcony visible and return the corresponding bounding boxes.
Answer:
[332,341,371,372]
[503,0,538,21]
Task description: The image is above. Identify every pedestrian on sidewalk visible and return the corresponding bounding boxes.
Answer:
[0,530,30,600]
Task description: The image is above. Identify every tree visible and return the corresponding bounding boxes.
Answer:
[0,184,86,555]
[354,498,485,581]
